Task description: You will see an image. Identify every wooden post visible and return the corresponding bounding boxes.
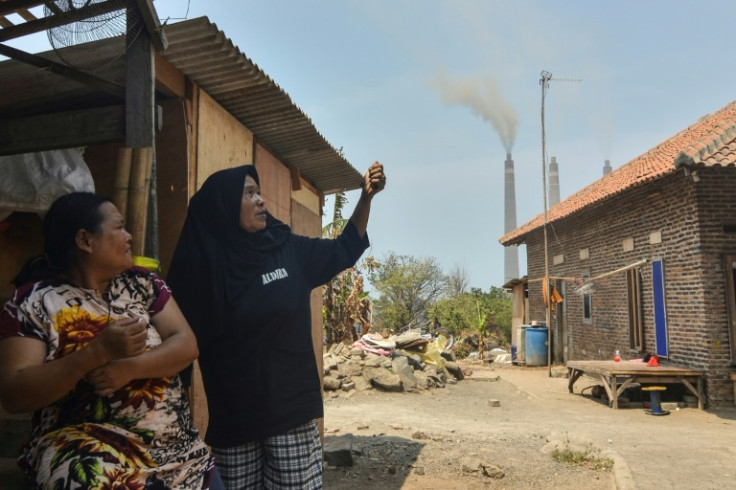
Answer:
[127,147,152,255]
[112,147,132,221]
[126,0,154,148]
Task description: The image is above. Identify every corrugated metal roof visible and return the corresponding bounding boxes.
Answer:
[0,9,362,194]
[162,17,363,194]
[499,100,736,246]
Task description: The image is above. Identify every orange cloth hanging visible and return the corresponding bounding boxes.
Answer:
[542,279,563,313]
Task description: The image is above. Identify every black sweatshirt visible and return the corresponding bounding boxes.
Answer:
[199,221,369,447]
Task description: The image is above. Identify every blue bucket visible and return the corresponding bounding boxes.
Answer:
[525,327,548,366]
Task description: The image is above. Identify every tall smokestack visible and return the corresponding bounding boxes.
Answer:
[603,159,612,175]
[504,153,519,283]
[548,156,560,206]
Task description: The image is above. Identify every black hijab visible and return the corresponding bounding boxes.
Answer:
[167,165,290,353]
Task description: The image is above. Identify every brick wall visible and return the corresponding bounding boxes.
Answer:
[522,167,736,405]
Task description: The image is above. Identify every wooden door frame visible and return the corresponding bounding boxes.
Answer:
[722,253,736,364]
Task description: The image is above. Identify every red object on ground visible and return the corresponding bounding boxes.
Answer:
[646,355,659,367]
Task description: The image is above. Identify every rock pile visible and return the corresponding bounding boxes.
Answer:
[322,331,466,395]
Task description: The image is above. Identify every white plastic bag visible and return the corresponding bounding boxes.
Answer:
[0,148,94,221]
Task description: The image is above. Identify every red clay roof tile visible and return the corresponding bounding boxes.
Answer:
[500,101,736,245]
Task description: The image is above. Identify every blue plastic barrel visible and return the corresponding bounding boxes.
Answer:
[525,327,548,366]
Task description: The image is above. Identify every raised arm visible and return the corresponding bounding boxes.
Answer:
[86,297,199,396]
[350,161,386,238]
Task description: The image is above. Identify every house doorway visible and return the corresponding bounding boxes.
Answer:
[651,259,669,358]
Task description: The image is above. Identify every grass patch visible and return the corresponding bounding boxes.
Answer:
[551,440,614,471]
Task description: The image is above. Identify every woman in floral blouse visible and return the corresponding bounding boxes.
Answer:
[0,192,221,489]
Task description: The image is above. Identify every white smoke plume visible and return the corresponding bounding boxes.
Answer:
[431,71,518,152]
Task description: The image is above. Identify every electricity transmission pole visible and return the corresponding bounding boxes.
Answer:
[539,70,581,376]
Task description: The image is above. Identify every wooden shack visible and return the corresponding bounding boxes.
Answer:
[0,4,362,482]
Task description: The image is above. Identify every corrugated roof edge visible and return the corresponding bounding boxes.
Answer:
[162,17,363,195]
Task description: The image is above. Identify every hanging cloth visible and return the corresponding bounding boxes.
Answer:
[542,278,563,313]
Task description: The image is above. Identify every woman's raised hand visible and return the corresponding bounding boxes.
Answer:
[363,161,386,197]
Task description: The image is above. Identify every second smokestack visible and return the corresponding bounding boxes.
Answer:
[549,156,560,207]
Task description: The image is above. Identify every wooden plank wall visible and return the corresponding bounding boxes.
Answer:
[292,182,321,218]
[255,144,291,223]
[195,91,253,191]
[155,98,189,275]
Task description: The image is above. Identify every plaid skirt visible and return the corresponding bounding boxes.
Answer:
[211,420,323,489]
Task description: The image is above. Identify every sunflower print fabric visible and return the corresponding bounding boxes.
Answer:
[0,268,212,489]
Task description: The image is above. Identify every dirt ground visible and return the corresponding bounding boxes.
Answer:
[322,360,736,489]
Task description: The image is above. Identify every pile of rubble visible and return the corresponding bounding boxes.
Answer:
[322,330,466,395]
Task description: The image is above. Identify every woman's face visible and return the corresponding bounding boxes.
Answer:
[239,175,267,232]
[86,202,133,274]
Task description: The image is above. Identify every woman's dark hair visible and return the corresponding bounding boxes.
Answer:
[13,192,113,287]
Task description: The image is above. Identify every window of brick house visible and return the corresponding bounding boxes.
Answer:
[582,269,592,324]
[627,267,643,350]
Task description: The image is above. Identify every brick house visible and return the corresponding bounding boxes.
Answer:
[499,101,736,406]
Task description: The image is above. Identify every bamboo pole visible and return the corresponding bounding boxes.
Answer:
[527,275,579,282]
[142,146,153,242]
[525,260,649,287]
[112,147,132,221]
[143,146,153,199]
[127,147,152,256]
[145,144,159,260]
[590,258,648,282]
[143,147,154,253]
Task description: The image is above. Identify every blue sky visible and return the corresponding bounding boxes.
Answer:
[8,1,736,290]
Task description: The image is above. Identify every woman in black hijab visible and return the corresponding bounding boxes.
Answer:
[168,162,385,489]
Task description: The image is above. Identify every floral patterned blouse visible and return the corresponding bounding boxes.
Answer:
[0,267,213,489]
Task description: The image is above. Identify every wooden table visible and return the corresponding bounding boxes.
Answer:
[567,360,704,409]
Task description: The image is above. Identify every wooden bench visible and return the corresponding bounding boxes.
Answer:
[567,360,704,409]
